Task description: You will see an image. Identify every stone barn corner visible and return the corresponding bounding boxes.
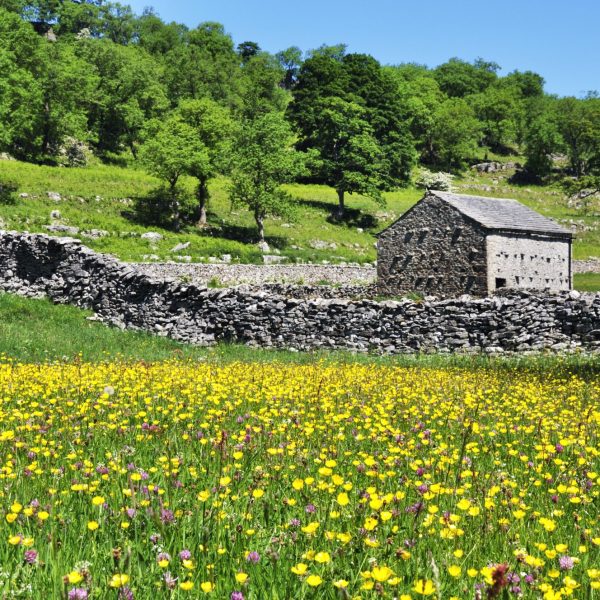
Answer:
[377,191,573,298]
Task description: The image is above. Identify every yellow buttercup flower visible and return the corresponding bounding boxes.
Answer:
[67,572,83,584]
[306,575,323,587]
[413,579,436,596]
[371,566,394,582]
[109,574,129,588]
[337,492,350,506]
[291,563,308,575]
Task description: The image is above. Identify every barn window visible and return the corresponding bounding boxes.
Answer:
[495,278,507,289]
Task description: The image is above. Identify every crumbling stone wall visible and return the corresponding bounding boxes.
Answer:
[377,194,488,297]
[1,231,600,354]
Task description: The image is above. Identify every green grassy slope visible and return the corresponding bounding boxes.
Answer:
[2,158,596,265]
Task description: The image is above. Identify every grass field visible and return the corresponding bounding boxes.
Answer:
[573,273,600,292]
[1,158,598,265]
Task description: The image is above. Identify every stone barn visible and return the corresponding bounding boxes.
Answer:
[377,190,573,297]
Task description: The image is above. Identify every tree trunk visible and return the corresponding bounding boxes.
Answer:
[41,100,51,156]
[255,210,265,242]
[334,188,345,220]
[196,177,209,227]
[170,183,181,232]
[129,141,138,160]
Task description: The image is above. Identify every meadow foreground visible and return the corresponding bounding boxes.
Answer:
[0,361,598,599]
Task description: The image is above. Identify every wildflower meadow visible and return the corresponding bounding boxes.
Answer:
[0,360,598,599]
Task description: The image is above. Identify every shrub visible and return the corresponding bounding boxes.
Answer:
[134,186,196,229]
[0,179,18,205]
[415,169,454,192]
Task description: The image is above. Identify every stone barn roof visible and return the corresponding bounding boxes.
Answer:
[380,191,573,238]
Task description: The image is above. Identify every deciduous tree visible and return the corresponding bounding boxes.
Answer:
[176,97,234,226]
[140,116,208,230]
[310,97,386,219]
[229,112,305,241]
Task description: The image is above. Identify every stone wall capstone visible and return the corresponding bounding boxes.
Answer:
[2,231,600,354]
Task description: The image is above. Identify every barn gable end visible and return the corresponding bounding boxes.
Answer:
[377,193,488,297]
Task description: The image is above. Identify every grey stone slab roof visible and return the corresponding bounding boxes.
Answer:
[431,191,572,237]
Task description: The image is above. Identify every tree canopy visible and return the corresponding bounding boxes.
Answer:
[0,0,598,226]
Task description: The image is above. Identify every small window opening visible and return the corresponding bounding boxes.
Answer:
[495,278,507,289]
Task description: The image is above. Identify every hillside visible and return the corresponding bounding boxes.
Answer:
[1,159,598,269]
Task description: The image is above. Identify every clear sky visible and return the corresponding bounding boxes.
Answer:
[125,0,599,98]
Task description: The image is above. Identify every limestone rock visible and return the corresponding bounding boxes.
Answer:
[141,232,163,243]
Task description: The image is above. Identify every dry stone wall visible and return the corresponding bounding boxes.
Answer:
[2,231,600,354]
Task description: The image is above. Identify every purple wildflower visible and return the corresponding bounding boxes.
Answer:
[246,551,260,564]
[160,509,174,524]
[406,501,424,514]
[163,572,177,590]
[68,589,89,600]
[305,504,316,514]
[179,549,192,561]
[24,549,38,564]
[231,592,245,600]
[118,586,134,600]
[559,555,575,571]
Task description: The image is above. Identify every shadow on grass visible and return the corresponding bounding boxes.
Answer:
[208,223,289,249]
[296,197,379,229]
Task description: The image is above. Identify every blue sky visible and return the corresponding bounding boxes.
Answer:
[125,0,599,97]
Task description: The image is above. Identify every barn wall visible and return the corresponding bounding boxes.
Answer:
[377,194,488,297]
[486,234,571,292]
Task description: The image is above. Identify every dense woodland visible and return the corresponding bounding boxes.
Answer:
[0,0,599,237]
